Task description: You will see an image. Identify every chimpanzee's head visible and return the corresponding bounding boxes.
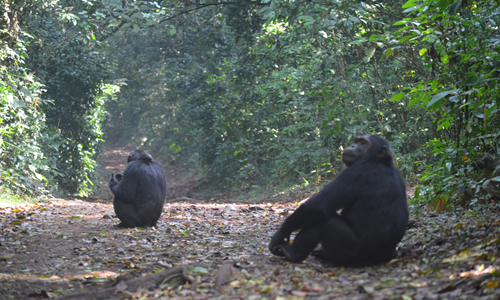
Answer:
[127,150,153,163]
[341,135,391,167]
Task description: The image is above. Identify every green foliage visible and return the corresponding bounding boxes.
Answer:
[3,0,495,204]
[390,0,500,205]
[1,1,119,197]
[0,186,37,205]
[201,0,433,186]
[0,30,53,196]
[20,0,119,195]
[105,0,433,192]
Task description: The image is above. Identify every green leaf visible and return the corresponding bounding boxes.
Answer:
[427,90,459,107]
[408,92,432,108]
[390,92,405,102]
[333,122,342,134]
[297,16,315,23]
[189,267,209,275]
[402,0,418,8]
[385,48,393,58]
[407,97,420,108]
[11,98,26,109]
[463,75,483,86]
[437,0,453,9]
[348,38,367,45]
[20,87,32,100]
[486,103,498,116]
[448,0,462,14]
[430,79,438,91]
[348,17,360,23]
[364,44,377,63]
[393,21,409,25]
[419,48,427,56]
[399,36,412,43]
[403,4,422,13]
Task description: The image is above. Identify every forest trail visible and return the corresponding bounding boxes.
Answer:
[0,142,499,299]
[93,140,199,203]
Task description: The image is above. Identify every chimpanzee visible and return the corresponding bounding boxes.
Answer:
[109,150,167,228]
[269,135,408,267]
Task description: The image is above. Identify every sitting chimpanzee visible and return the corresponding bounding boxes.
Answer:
[269,135,408,267]
[109,150,167,228]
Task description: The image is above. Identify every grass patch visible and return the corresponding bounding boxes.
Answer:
[0,187,38,206]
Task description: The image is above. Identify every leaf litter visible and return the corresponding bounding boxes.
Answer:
[0,145,499,299]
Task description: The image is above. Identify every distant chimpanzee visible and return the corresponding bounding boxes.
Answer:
[109,150,167,228]
[269,135,408,267]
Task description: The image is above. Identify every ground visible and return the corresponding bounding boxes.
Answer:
[0,142,499,299]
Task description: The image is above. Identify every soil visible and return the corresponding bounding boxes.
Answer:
[0,142,499,299]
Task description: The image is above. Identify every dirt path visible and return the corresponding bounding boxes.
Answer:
[0,143,499,299]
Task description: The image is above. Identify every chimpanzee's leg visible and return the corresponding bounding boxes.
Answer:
[320,214,360,266]
[278,224,322,262]
[114,200,140,228]
[321,214,397,267]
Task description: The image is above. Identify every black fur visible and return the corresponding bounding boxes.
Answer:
[269,135,408,267]
[109,150,167,228]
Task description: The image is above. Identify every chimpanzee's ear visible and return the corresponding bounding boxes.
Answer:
[377,146,388,158]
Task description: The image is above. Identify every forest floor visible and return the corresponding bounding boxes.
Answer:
[0,142,500,299]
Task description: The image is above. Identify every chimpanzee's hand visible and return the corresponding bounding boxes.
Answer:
[114,173,123,182]
[109,172,120,187]
[269,229,289,256]
[110,172,123,185]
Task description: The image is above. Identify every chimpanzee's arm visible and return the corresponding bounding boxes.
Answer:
[109,164,140,203]
[303,168,361,216]
[269,169,361,255]
[269,204,324,255]
[152,162,167,199]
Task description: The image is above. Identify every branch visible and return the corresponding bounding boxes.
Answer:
[34,28,77,74]
[58,267,194,300]
[159,1,267,24]
[394,50,429,78]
